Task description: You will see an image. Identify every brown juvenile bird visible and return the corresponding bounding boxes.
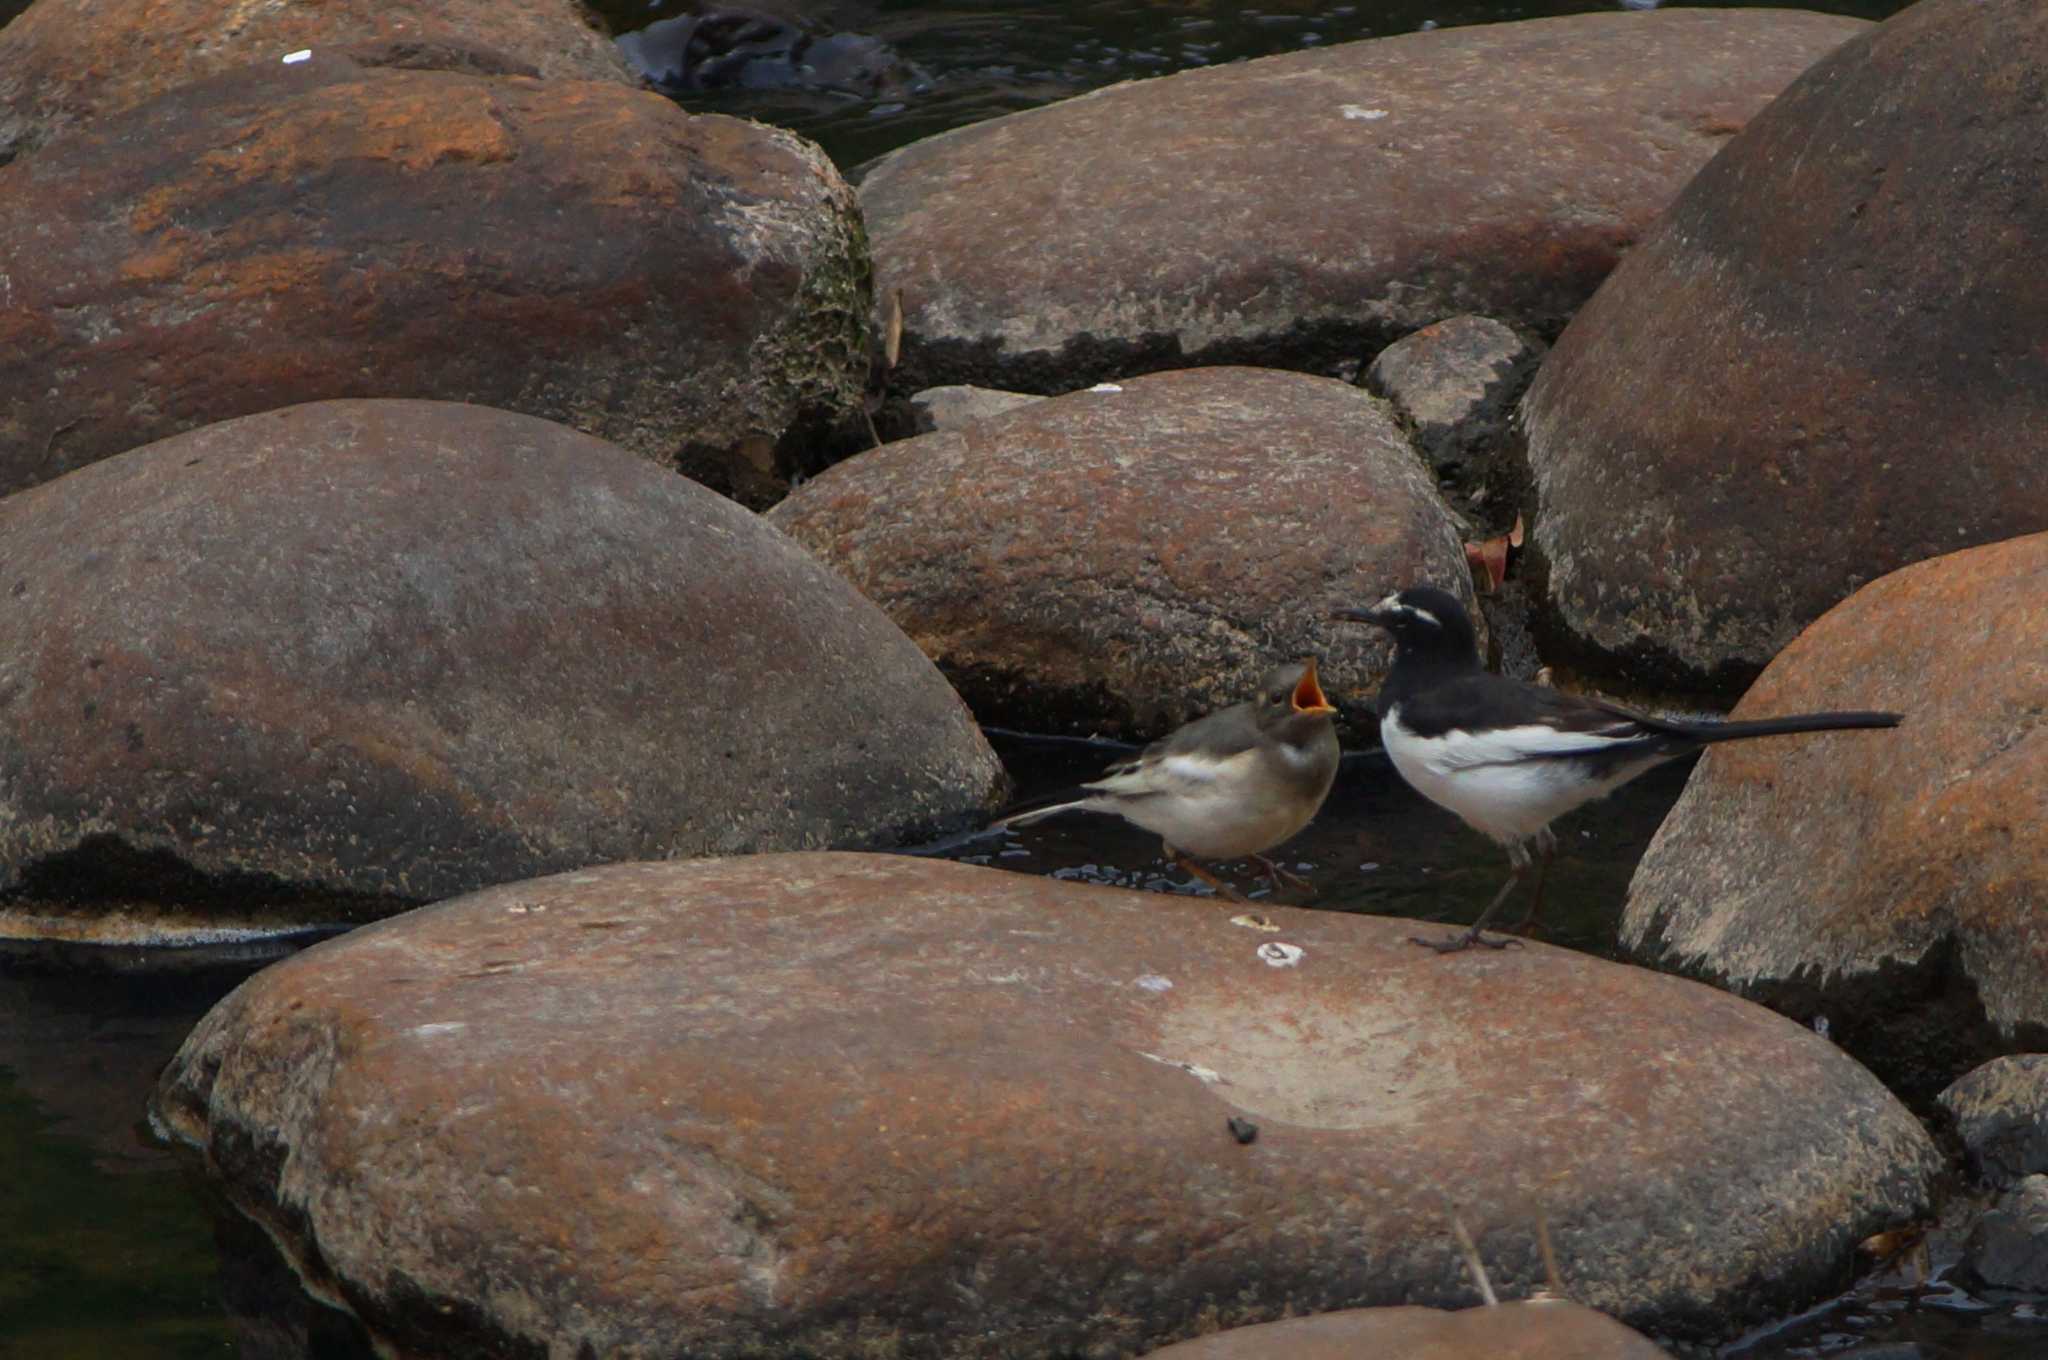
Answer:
[994,660,1341,900]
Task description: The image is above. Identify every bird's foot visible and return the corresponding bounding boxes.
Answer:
[1252,854,1315,898]
[1409,926,1524,955]
[1165,849,1252,903]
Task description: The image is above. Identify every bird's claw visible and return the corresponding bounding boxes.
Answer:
[1409,928,1523,955]
[1253,855,1316,897]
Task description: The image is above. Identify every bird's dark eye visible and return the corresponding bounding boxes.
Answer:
[1268,690,1286,705]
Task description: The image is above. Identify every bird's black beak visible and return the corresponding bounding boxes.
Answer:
[1330,604,1390,629]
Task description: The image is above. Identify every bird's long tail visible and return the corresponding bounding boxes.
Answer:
[989,798,1094,832]
[1673,710,1902,744]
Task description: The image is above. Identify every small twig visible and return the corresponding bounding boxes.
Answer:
[1447,1211,1497,1307]
[1535,1213,1565,1298]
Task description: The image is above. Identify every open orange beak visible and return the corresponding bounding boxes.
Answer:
[1291,657,1337,716]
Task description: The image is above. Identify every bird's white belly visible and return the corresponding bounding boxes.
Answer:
[1118,786,1310,860]
[1382,709,1666,846]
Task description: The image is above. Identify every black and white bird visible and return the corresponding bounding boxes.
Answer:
[1334,586,1901,953]
[993,659,1341,901]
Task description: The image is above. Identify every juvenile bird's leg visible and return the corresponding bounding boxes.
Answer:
[1509,827,1559,935]
[1163,843,1252,903]
[1411,840,1530,954]
[1252,854,1315,898]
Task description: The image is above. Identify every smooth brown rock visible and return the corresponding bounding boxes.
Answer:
[1141,1302,1668,1359]
[1523,0,2048,698]
[770,367,1472,740]
[155,853,1938,1355]
[0,401,1002,926]
[0,0,634,164]
[0,51,869,504]
[859,9,1866,395]
[1623,533,2048,1107]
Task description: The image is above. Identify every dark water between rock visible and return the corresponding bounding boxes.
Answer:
[1,732,2040,1358]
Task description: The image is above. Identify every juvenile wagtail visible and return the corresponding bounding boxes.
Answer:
[1334,586,1900,953]
[993,659,1341,901]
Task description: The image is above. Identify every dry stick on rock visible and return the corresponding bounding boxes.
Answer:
[1447,1211,1499,1307]
[1532,1214,1567,1300]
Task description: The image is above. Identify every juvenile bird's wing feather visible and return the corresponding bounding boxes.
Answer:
[1084,701,1262,800]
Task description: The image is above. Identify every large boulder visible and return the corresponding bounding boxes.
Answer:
[769,366,1473,740]
[155,853,1939,1355]
[0,48,869,505]
[859,9,1867,396]
[1523,0,2048,698]
[1623,533,2048,1107]
[0,0,634,164]
[0,401,1002,932]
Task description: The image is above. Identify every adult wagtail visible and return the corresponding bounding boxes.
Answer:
[1334,586,1901,953]
[993,660,1341,900]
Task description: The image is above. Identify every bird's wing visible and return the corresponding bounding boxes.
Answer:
[1397,675,1668,772]
[1084,702,1262,800]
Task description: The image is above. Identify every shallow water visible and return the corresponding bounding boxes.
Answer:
[2,732,2041,1357]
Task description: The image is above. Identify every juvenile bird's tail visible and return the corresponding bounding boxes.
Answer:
[989,798,1093,833]
[1673,710,1902,745]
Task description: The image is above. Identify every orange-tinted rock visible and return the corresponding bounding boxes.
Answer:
[0,50,868,504]
[1523,0,2048,698]
[770,367,1471,740]
[0,402,1002,928]
[156,853,1937,1355]
[1624,533,2048,1106]
[0,0,633,163]
[859,9,1866,395]
[1141,1302,1667,1359]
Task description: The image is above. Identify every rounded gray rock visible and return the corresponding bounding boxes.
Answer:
[770,366,1473,740]
[1523,0,2048,696]
[861,9,1867,395]
[155,852,1940,1355]
[1940,1056,2048,1190]
[0,51,870,506]
[0,0,635,165]
[0,401,1003,929]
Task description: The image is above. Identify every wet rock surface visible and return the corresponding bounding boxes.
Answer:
[1139,1301,1669,1359]
[1364,315,1543,492]
[1522,0,2048,698]
[0,0,633,164]
[0,401,1002,926]
[859,8,1867,395]
[618,7,928,99]
[155,852,1937,1356]
[770,366,1472,740]
[1623,532,2048,1107]
[0,48,869,504]
[1941,1056,2048,1190]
